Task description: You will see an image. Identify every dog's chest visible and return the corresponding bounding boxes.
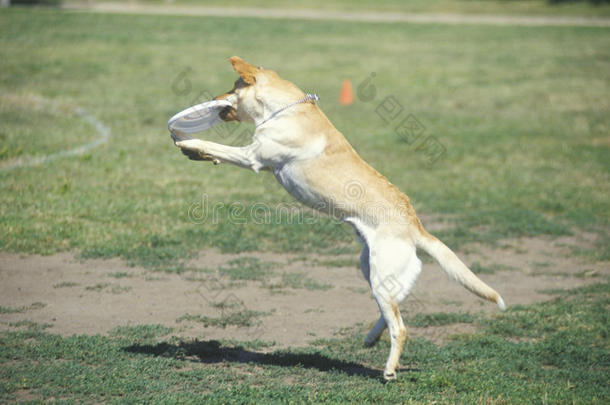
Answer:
[273,163,322,208]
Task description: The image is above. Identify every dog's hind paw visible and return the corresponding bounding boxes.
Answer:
[364,337,380,347]
[383,371,397,381]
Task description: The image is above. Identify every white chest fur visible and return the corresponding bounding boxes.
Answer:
[273,162,322,209]
[261,128,325,201]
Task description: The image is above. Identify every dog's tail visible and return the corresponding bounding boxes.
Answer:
[415,230,506,311]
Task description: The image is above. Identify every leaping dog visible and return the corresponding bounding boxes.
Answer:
[174,56,505,380]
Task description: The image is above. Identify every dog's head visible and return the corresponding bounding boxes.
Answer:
[215,56,306,125]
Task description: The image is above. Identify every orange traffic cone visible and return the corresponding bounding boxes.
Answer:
[339,79,354,105]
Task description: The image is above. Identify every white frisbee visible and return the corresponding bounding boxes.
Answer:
[168,99,232,138]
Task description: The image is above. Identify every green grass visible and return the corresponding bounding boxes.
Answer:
[315,257,359,268]
[469,261,513,274]
[0,302,46,314]
[408,311,477,327]
[53,281,80,288]
[0,8,607,268]
[7,320,52,331]
[85,282,110,292]
[82,282,132,294]
[262,272,333,293]
[110,285,133,294]
[177,309,273,328]
[1,281,607,403]
[280,272,333,291]
[109,324,174,340]
[108,271,134,279]
[218,257,275,281]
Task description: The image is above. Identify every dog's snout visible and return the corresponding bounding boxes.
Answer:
[214,92,232,101]
[219,105,238,122]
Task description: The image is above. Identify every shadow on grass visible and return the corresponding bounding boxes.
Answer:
[124,339,401,380]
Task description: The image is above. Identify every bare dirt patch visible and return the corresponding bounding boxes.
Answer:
[1,232,607,347]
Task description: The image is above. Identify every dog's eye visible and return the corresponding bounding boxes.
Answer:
[257,66,263,69]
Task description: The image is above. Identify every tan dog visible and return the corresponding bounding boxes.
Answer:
[175,56,505,380]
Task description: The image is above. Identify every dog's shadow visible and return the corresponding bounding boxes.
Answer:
[124,339,398,380]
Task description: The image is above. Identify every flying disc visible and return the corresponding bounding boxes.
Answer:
[167,99,232,139]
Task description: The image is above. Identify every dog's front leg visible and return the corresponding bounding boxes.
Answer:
[175,139,265,172]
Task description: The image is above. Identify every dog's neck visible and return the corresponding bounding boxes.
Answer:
[255,93,319,129]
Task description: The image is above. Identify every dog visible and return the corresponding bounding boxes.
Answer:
[174,56,505,380]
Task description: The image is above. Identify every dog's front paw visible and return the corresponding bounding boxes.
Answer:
[175,139,219,164]
[179,147,208,161]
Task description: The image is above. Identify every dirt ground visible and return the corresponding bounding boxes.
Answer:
[1,232,608,348]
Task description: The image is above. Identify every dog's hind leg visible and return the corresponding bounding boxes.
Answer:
[364,316,386,347]
[371,285,406,380]
[368,238,422,380]
[359,244,387,347]
[359,242,371,283]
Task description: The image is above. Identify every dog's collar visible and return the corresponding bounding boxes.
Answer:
[255,93,319,128]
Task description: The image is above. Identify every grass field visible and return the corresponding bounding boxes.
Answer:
[1,8,608,265]
[1,283,608,402]
[0,4,609,403]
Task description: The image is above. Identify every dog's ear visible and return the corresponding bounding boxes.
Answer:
[229,56,258,85]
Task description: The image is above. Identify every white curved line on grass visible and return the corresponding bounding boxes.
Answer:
[0,105,111,171]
